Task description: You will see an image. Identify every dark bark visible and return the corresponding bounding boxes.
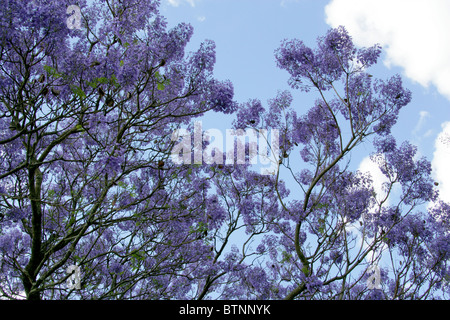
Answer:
[22,167,44,300]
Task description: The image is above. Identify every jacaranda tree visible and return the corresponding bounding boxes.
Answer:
[0,0,240,299]
[0,0,449,300]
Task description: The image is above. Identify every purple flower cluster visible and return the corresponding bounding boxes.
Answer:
[5,208,29,222]
[0,226,30,256]
[275,26,381,92]
[371,140,438,204]
[233,99,265,129]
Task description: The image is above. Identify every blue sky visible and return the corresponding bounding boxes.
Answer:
[160,0,450,204]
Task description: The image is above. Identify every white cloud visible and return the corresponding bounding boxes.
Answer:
[325,0,450,100]
[197,16,206,22]
[166,0,197,7]
[432,122,450,202]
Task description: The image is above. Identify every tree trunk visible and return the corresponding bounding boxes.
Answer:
[22,166,44,300]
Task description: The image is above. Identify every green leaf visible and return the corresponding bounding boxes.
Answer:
[155,71,170,91]
[110,74,120,87]
[318,218,326,234]
[281,251,292,263]
[70,85,86,99]
[301,266,309,275]
[43,65,54,73]
[43,65,62,78]
[130,250,146,265]
[315,203,328,209]
[120,60,124,67]
[97,77,108,84]
[87,80,98,88]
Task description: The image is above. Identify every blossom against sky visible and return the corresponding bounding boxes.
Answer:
[161,0,449,204]
[326,0,450,100]
[325,0,450,202]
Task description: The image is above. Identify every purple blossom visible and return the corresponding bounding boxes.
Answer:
[5,208,28,221]
[233,99,265,129]
[208,79,236,114]
[256,243,266,254]
[357,44,382,67]
[329,250,343,264]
